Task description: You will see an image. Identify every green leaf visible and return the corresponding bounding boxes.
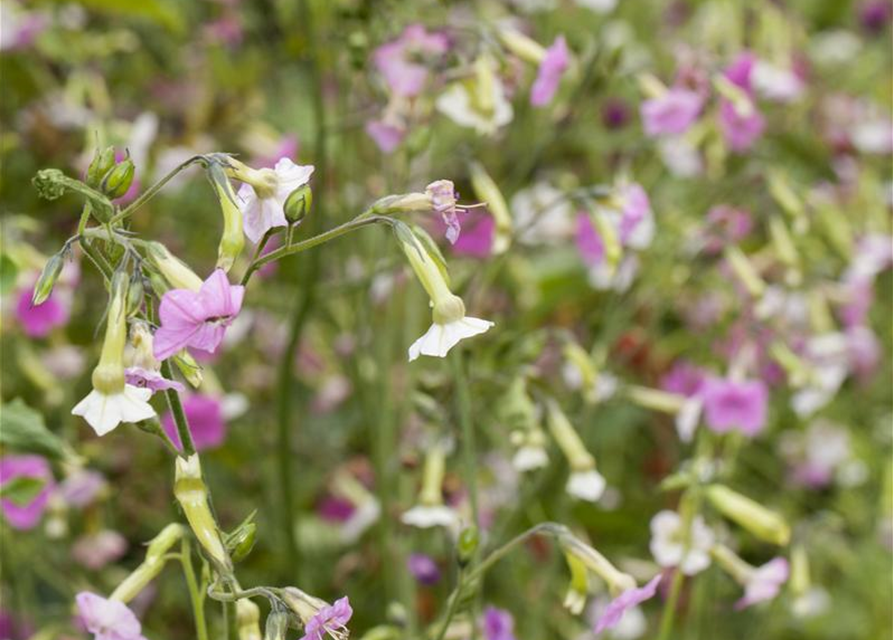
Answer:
[0,399,67,459]
[0,476,46,506]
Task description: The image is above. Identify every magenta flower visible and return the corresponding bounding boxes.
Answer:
[481,606,517,640]
[373,25,449,98]
[407,553,441,585]
[153,269,244,361]
[640,88,703,136]
[719,98,765,152]
[162,394,226,451]
[593,574,662,636]
[124,366,185,392]
[735,558,789,609]
[701,377,768,436]
[365,119,406,153]
[702,205,754,253]
[15,283,70,338]
[300,596,353,640]
[453,212,495,258]
[661,360,707,397]
[724,52,757,91]
[0,3,49,52]
[76,592,147,640]
[576,213,605,266]
[531,36,570,106]
[860,0,893,33]
[0,455,54,530]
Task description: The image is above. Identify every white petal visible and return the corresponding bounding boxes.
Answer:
[118,385,157,424]
[680,548,711,575]
[566,469,606,502]
[73,390,121,436]
[675,398,702,443]
[513,445,549,472]
[400,505,458,529]
[407,317,494,361]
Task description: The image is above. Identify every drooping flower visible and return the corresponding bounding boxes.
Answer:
[72,273,156,436]
[161,394,226,452]
[0,455,54,530]
[153,269,245,361]
[531,36,570,106]
[481,606,517,640]
[547,401,606,502]
[640,88,703,137]
[650,510,715,575]
[373,25,449,98]
[593,575,662,636]
[234,158,314,243]
[407,553,442,585]
[736,557,790,609]
[700,377,768,437]
[401,444,459,529]
[298,596,353,640]
[75,592,147,640]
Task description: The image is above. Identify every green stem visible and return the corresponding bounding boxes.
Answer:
[181,538,209,640]
[160,358,196,456]
[109,156,203,225]
[451,352,479,550]
[658,568,685,640]
[433,568,466,640]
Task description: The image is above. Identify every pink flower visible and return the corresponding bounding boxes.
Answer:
[237,158,314,244]
[0,455,54,530]
[426,180,461,244]
[124,367,185,392]
[593,575,662,635]
[58,470,107,508]
[701,377,768,436]
[0,3,49,52]
[735,558,789,609]
[702,205,754,253]
[719,98,765,152]
[618,184,653,248]
[153,269,244,361]
[300,596,353,640]
[72,530,128,570]
[255,135,299,169]
[161,394,226,452]
[453,212,495,258]
[76,592,147,640]
[407,553,441,585]
[661,361,707,397]
[365,119,406,153]
[531,36,570,106]
[576,213,605,266]
[373,25,449,98]
[15,283,70,337]
[481,607,517,640]
[640,88,703,137]
[724,52,757,91]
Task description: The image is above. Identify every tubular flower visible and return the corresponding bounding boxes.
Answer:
[650,510,715,575]
[72,273,155,436]
[547,400,606,502]
[153,269,244,361]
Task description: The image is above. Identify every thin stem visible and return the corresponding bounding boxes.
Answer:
[109,156,203,225]
[658,569,685,640]
[160,358,196,456]
[181,538,209,640]
[240,214,387,286]
[451,352,479,547]
[433,568,466,640]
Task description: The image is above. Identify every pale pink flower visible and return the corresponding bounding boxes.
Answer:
[365,119,406,153]
[531,36,570,106]
[373,25,449,97]
[300,596,352,640]
[75,592,147,640]
[735,558,789,609]
[700,377,768,436]
[153,269,244,361]
[640,88,703,137]
[72,530,128,570]
[237,158,314,243]
[124,367,185,392]
[593,575,662,636]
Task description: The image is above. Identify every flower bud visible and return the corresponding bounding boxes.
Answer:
[457,525,479,567]
[498,29,546,65]
[110,523,184,602]
[470,162,512,254]
[546,400,595,472]
[147,242,203,292]
[237,599,263,640]
[92,272,129,395]
[284,184,313,224]
[226,521,258,563]
[174,454,232,572]
[173,350,204,388]
[126,272,144,317]
[32,169,68,200]
[31,253,64,306]
[706,484,790,546]
[723,246,766,298]
[86,146,117,188]
[264,610,291,640]
[207,162,245,273]
[560,534,635,596]
[562,552,589,614]
[624,385,688,414]
[100,156,135,200]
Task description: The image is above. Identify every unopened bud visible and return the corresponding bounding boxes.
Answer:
[86,146,117,188]
[498,29,546,65]
[101,155,135,200]
[724,246,766,298]
[706,484,790,546]
[284,184,312,224]
[147,242,203,291]
[173,350,204,388]
[207,161,244,273]
[470,162,512,254]
[227,522,257,563]
[32,169,68,200]
[174,454,232,571]
[31,253,64,306]
[264,610,290,640]
[110,523,184,602]
[236,599,262,640]
[126,272,144,317]
[457,525,479,567]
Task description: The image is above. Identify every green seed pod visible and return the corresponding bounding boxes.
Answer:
[126,273,145,317]
[284,184,312,224]
[457,525,479,567]
[31,253,65,306]
[86,146,117,188]
[101,156,135,199]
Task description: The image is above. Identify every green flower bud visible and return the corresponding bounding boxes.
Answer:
[86,146,117,188]
[457,525,479,567]
[706,484,790,546]
[126,272,144,317]
[225,514,258,563]
[31,253,64,306]
[284,184,312,224]
[173,350,204,388]
[101,156,135,200]
[32,169,68,200]
[264,610,291,640]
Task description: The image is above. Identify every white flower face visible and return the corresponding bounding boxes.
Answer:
[513,445,549,472]
[71,385,155,436]
[237,159,314,244]
[649,510,714,576]
[566,469,607,502]
[408,317,494,361]
[435,81,513,135]
[400,504,458,529]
